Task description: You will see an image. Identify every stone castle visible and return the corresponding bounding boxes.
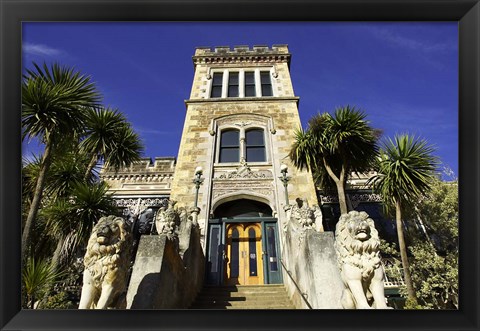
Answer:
[99,45,404,309]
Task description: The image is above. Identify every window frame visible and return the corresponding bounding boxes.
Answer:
[207,67,276,99]
[245,128,267,163]
[219,129,241,163]
[216,125,269,164]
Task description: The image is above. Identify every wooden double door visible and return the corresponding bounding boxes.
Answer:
[225,223,263,285]
[205,219,282,286]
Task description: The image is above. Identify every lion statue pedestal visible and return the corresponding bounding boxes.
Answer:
[334,211,390,309]
[78,215,132,309]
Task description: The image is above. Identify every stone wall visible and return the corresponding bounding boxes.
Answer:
[100,157,176,197]
[282,229,343,309]
[126,224,205,309]
[170,45,318,249]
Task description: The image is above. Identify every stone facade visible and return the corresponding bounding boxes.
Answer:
[170,45,318,239]
[97,46,401,309]
[100,157,175,206]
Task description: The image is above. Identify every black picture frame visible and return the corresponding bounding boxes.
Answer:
[1,1,479,330]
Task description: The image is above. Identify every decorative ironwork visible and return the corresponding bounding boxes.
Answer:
[319,192,382,204]
[114,197,169,209]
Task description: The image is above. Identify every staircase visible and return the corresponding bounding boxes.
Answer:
[189,284,295,309]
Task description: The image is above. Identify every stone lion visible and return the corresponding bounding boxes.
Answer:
[78,215,132,309]
[334,211,390,309]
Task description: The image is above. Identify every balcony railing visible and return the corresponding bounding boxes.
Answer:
[382,258,405,288]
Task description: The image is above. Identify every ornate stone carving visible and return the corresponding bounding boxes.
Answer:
[234,121,252,127]
[215,163,272,180]
[334,211,390,309]
[215,113,269,128]
[284,198,324,236]
[79,215,132,309]
[153,200,188,244]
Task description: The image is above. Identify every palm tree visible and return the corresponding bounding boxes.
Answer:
[80,107,144,180]
[22,257,66,309]
[368,134,438,303]
[22,62,101,259]
[289,106,379,214]
[42,181,118,270]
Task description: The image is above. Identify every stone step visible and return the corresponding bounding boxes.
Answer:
[189,284,295,309]
[190,301,295,309]
[196,294,288,302]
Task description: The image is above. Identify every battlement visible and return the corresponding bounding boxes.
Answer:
[100,157,176,176]
[193,44,290,65]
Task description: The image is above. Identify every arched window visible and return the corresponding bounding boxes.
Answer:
[219,130,240,163]
[245,129,266,162]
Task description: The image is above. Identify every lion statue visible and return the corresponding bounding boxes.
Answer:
[78,215,132,309]
[334,211,390,309]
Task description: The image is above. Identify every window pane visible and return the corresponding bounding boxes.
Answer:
[211,72,223,98]
[260,72,273,96]
[209,227,220,273]
[260,71,271,84]
[261,84,273,97]
[212,72,223,85]
[229,72,239,84]
[231,228,239,278]
[220,148,240,163]
[228,72,239,97]
[246,129,264,146]
[248,228,258,276]
[245,85,256,97]
[228,85,239,97]
[220,130,240,163]
[267,226,278,271]
[246,147,266,162]
[211,86,222,98]
[221,130,239,147]
[245,72,255,84]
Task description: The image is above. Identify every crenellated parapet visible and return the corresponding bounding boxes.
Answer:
[99,157,176,196]
[193,45,291,66]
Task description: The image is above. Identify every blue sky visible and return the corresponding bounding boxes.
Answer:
[22,22,458,177]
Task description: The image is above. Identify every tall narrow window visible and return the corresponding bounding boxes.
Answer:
[245,129,266,162]
[230,228,239,278]
[228,72,239,97]
[219,130,240,163]
[210,72,223,98]
[248,228,258,276]
[244,72,256,97]
[260,71,273,96]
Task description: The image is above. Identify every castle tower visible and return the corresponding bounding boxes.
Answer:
[170,45,317,285]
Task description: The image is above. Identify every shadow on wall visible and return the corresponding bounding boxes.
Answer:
[282,227,343,309]
[128,224,205,309]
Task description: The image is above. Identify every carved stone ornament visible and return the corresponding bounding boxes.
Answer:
[334,211,391,309]
[215,163,272,180]
[78,215,132,309]
[284,198,324,235]
[154,200,188,244]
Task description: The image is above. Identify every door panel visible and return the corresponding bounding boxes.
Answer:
[225,223,263,285]
[206,224,223,285]
[264,223,282,284]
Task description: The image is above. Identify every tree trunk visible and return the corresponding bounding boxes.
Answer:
[51,236,65,271]
[22,143,53,260]
[395,199,417,303]
[335,179,348,215]
[84,154,98,181]
[323,159,348,215]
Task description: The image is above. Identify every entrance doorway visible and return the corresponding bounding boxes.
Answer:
[205,199,283,286]
[225,223,263,285]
